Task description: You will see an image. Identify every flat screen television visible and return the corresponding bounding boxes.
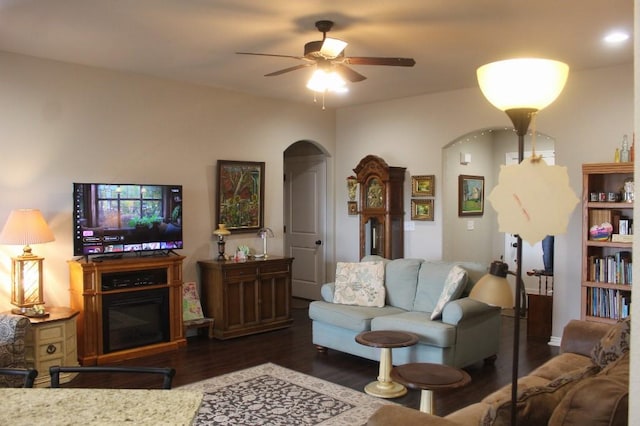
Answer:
[73,183,183,257]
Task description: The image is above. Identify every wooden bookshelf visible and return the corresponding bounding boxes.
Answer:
[581,163,633,323]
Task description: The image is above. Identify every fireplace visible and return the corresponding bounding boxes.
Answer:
[102,287,170,353]
[69,255,186,366]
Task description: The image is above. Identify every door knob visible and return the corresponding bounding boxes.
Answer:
[315,240,322,245]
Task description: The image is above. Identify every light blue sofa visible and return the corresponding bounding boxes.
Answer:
[308,256,501,368]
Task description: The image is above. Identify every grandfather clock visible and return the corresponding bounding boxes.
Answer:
[354,155,406,259]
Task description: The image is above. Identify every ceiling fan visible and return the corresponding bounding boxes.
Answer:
[236,20,416,85]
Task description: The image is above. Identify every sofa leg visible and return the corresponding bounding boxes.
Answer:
[484,354,497,365]
[315,345,328,353]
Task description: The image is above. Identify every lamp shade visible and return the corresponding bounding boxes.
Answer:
[212,223,231,237]
[257,227,274,239]
[477,58,569,111]
[0,209,55,253]
[469,261,514,308]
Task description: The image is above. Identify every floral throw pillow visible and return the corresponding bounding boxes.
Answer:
[590,316,631,369]
[333,261,385,307]
[430,265,468,320]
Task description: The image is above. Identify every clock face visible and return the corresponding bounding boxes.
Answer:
[366,178,384,208]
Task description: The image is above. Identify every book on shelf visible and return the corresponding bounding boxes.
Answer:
[611,234,633,243]
[586,287,631,320]
[588,251,632,284]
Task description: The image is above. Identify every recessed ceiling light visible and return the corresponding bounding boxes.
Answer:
[603,31,630,44]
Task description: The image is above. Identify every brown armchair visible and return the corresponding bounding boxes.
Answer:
[0,314,32,387]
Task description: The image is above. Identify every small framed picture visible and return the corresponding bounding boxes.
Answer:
[458,175,484,216]
[348,201,358,215]
[411,199,434,221]
[411,175,435,197]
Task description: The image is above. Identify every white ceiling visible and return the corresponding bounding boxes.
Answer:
[0,0,633,108]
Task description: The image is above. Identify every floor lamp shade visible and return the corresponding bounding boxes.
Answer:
[469,262,514,309]
[477,58,569,112]
[0,209,55,312]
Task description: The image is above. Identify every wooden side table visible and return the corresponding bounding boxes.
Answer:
[22,307,80,387]
[355,330,419,398]
[390,362,471,413]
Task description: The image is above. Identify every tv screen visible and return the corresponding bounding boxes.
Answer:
[73,183,183,257]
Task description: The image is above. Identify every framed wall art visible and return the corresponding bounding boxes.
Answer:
[458,175,484,216]
[216,160,265,232]
[411,199,434,221]
[411,175,435,197]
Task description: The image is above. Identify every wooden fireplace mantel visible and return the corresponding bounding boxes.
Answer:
[68,255,187,366]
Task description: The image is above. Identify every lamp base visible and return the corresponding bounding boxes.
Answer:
[11,307,49,318]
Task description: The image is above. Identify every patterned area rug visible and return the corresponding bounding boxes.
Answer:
[178,363,395,425]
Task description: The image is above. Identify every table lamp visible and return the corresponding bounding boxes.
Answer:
[256,227,274,258]
[0,209,55,316]
[212,224,231,260]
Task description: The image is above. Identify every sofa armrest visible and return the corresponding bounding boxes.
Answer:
[441,297,500,325]
[0,314,31,370]
[560,319,612,357]
[320,283,335,303]
[367,405,459,426]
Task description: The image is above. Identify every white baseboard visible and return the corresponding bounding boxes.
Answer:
[548,335,561,347]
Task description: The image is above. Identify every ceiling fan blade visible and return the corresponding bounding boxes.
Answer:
[343,57,416,67]
[334,64,367,82]
[320,38,347,59]
[236,52,308,61]
[265,63,313,77]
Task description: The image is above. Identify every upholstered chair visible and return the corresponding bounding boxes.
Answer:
[0,314,32,387]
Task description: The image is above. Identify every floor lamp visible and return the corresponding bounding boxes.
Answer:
[477,58,569,425]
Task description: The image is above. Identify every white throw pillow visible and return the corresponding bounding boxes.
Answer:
[333,261,385,307]
[430,265,468,320]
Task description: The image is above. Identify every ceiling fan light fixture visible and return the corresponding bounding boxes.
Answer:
[320,37,347,59]
[306,69,348,93]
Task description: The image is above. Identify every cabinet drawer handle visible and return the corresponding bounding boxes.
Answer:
[46,344,57,355]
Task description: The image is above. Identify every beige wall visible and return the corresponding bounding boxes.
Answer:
[0,51,335,310]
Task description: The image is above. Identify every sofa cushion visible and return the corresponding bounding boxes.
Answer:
[333,261,385,307]
[371,311,456,347]
[548,353,629,426]
[528,352,595,381]
[308,300,405,332]
[481,363,600,426]
[382,258,422,311]
[430,265,468,320]
[413,262,458,313]
[590,316,630,369]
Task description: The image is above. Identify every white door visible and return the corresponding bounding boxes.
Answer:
[504,151,555,293]
[284,155,326,300]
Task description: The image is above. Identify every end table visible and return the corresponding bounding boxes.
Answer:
[355,330,419,398]
[23,307,80,387]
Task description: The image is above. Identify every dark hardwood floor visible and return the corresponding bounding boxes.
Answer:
[64,299,558,417]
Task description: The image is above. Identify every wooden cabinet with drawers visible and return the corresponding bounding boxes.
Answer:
[197,257,294,339]
[24,307,79,387]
